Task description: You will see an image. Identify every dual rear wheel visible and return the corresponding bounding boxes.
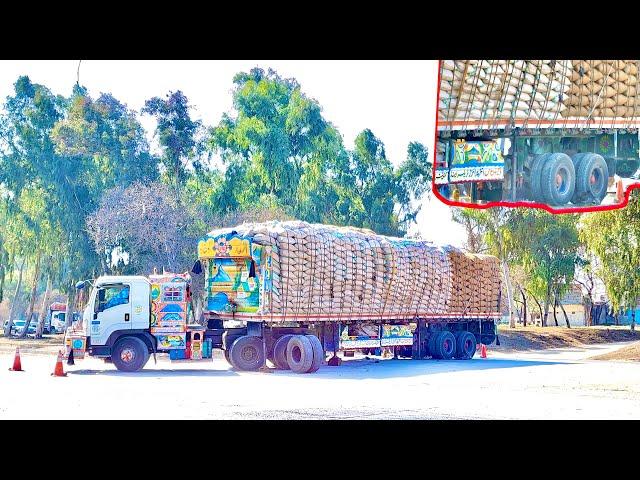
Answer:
[428,330,476,360]
[226,333,325,373]
[529,152,608,206]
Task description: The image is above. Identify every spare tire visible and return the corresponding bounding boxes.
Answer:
[575,153,609,205]
[529,153,551,202]
[229,335,264,371]
[272,334,293,370]
[286,335,314,374]
[305,334,324,373]
[540,153,576,206]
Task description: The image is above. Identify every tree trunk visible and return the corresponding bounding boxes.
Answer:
[502,260,516,328]
[553,295,559,327]
[519,285,528,326]
[65,286,76,328]
[35,272,52,339]
[559,299,571,329]
[20,251,42,338]
[4,257,26,337]
[542,285,551,327]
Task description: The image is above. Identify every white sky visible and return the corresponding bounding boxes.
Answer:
[0,60,466,247]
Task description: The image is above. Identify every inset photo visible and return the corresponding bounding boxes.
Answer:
[435,60,640,211]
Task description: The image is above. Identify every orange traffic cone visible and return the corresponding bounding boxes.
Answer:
[480,344,487,358]
[9,347,23,371]
[51,350,67,377]
[616,178,624,204]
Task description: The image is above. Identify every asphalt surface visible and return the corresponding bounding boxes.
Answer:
[2,342,639,419]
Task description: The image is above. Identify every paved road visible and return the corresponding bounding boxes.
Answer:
[2,342,640,419]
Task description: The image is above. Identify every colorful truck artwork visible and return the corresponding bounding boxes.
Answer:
[200,232,264,314]
[448,139,505,183]
[148,273,191,349]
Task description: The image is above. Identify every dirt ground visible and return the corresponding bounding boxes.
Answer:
[0,333,64,355]
[495,325,638,352]
[590,341,640,361]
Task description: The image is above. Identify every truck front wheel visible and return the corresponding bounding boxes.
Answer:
[112,337,149,372]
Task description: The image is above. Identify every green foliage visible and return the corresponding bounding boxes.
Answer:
[580,191,640,310]
[142,91,203,191]
[209,68,429,236]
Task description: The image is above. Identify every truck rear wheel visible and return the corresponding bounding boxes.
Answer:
[112,336,149,372]
[530,153,551,202]
[455,331,476,360]
[229,336,264,371]
[286,335,314,373]
[540,153,575,206]
[575,153,608,205]
[305,334,324,373]
[432,331,456,360]
[273,334,293,370]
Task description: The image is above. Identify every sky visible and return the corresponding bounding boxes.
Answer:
[0,60,467,247]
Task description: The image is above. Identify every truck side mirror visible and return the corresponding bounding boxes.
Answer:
[76,281,86,290]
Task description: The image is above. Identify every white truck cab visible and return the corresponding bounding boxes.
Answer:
[82,275,151,345]
[68,275,155,371]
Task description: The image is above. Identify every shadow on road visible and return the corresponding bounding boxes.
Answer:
[69,368,240,377]
[65,357,566,379]
[275,357,570,380]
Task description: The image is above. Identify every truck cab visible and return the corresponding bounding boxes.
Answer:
[66,276,155,370]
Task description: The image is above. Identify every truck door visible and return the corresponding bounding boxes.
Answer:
[91,283,132,346]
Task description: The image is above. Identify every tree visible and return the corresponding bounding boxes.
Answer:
[86,181,198,275]
[511,210,581,327]
[209,68,430,237]
[142,91,203,193]
[580,190,640,328]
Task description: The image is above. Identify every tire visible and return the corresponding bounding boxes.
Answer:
[273,334,293,370]
[224,347,233,366]
[229,335,264,371]
[432,331,456,360]
[455,331,477,360]
[570,153,589,204]
[427,332,440,358]
[540,153,575,206]
[112,336,149,372]
[575,153,609,205]
[305,334,324,373]
[286,335,314,374]
[529,153,551,202]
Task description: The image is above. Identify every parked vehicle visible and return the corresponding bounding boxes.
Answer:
[65,221,502,373]
[49,303,68,334]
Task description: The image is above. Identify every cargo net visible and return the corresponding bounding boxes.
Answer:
[209,221,502,322]
[438,60,640,130]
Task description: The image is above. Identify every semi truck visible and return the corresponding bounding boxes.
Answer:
[64,221,503,373]
[436,60,640,207]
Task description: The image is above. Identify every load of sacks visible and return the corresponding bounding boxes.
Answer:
[439,60,640,122]
[215,221,502,321]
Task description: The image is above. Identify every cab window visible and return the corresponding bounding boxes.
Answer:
[96,284,130,312]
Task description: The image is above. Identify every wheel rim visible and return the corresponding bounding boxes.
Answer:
[241,345,257,363]
[555,167,569,195]
[443,338,453,354]
[121,348,135,363]
[464,338,473,354]
[292,345,302,363]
